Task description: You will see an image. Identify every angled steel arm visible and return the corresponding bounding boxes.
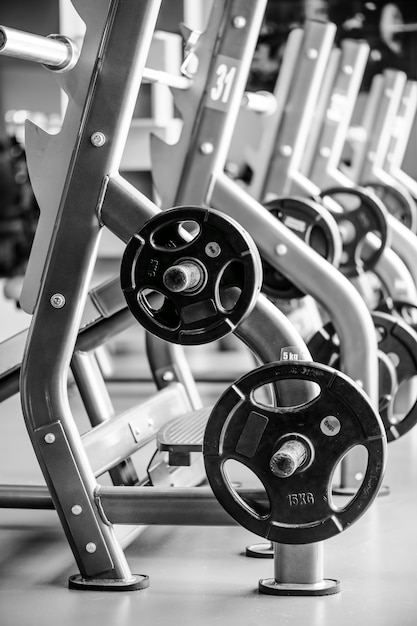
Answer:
[20,0,163,586]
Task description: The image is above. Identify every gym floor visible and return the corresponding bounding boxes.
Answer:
[1,289,417,626]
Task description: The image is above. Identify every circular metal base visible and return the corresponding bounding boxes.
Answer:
[68,574,149,592]
[332,484,390,498]
[259,577,341,596]
[246,542,273,558]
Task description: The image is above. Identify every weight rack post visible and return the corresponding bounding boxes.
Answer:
[348,70,407,184]
[18,0,169,590]
[259,543,340,596]
[300,39,370,190]
[258,22,337,199]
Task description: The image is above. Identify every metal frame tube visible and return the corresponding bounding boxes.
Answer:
[389,217,417,288]
[274,542,324,584]
[0,485,53,509]
[0,371,20,402]
[260,22,337,197]
[145,334,204,410]
[301,40,370,189]
[82,383,192,477]
[0,26,77,70]
[364,236,417,303]
[71,351,116,424]
[96,486,261,525]
[99,175,160,241]
[241,91,277,115]
[71,350,140,486]
[212,172,379,406]
[383,81,417,174]
[356,71,407,183]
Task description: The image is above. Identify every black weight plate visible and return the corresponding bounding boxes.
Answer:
[203,361,386,544]
[120,206,263,345]
[319,186,390,277]
[309,313,417,442]
[308,324,397,415]
[0,137,39,278]
[363,182,417,233]
[381,299,417,333]
[262,196,342,299]
[377,350,398,414]
[307,323,340,368]
[372,311,417,441]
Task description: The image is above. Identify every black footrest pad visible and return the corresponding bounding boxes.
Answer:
[157,407,212,454]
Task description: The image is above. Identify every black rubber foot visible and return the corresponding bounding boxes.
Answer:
[68,574,149,592]
[259,577,341,596]
[332,483,390,498]
[246,542,274,558]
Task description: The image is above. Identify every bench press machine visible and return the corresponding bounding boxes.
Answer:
[0,0,387,596]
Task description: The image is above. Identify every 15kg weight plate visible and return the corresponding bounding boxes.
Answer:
[203,361,386,544]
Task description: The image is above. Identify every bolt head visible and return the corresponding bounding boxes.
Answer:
[200,142,214,155]
[86,542,97,554]
[44,433,56,444]
[50,293,65,308]
[275,244,288,256]
[205,242,221,258]
[232,16,247,29]
[90,132,106,147]
[279,145,292,157]
[71,505,83,516]
[320,416,341,437]
[306,48,318,60]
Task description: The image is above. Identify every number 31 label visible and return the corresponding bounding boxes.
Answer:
[207,55,240,111]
